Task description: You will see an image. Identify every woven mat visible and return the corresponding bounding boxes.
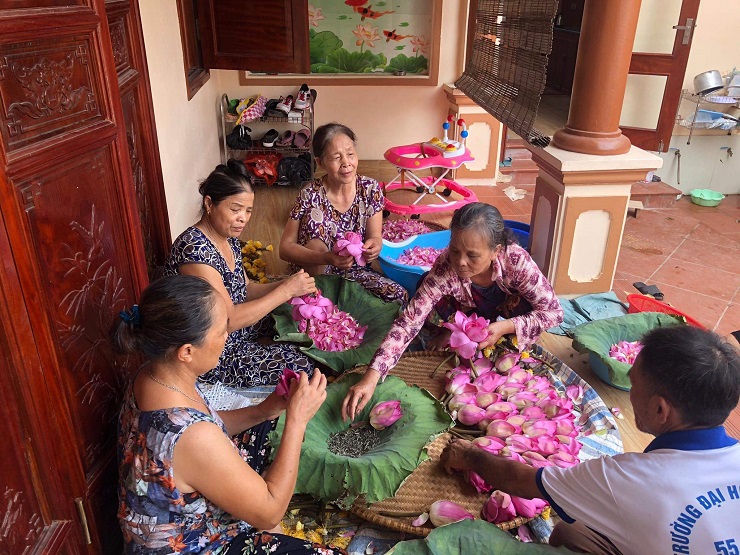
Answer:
[350,351,532,536]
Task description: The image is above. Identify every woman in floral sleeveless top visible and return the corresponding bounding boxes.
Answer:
[114,275,344,555]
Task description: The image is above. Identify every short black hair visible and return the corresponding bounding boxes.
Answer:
[637,326,740,427]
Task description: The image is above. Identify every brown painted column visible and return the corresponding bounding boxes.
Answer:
[551,0,642,155]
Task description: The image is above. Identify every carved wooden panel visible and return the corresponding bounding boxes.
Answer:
[0,36,107,152]
[15,147,137,474]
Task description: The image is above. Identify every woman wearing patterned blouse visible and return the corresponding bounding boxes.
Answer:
[166,160,316,388]
[114,275,344,555]
[341,203,564,421]
[279,123,407,304]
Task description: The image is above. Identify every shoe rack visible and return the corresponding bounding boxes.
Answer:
[219,93,315,187]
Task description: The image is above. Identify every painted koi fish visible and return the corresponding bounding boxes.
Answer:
[344,0,368,6]
[353,5,395,21]
[383,29,410,42]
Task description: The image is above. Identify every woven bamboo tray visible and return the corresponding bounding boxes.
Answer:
[349,351,533,536]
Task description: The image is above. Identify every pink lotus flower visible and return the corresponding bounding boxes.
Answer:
[548,451,579,468]
[471,355,494,376]
[473,371,507,393]
[352,23,381,49]
[445,365,471,381]
[305,307,368,351]
[511,496,548,519]
[442,311,491,360]
[448,392,477,412]
[369,400,403,430]
[446,372,476,396]
[482,490,517,524]
[308,4,325,27]
[495,353,520,374]
[472,436,505,454]
[291,290,334,321]
[521,451,552,469]
[555,435,582,456]
[484,401,518,421]
[411,512,429,527]
[334,231,367,266]
[429,500,475,527]
[458,404,487,426]
[475,391,501,409]
[275,368,300,399]
[486,420,519,438]
[466,470,492,493]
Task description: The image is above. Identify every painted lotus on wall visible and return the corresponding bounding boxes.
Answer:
[308,1,432,74]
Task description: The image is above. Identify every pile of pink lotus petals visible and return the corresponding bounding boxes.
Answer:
[608,340,643,365]
[290,290,368,352]
[414,496,548,529]
[435,349,584,524]
[333,231,367,266]
[382,219,432,242]
[396,246,444,268]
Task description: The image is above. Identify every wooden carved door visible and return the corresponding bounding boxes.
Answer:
[0,0,166,553]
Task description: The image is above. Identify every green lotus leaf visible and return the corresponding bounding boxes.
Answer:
[310,30,343,65]
[272,275,401,373]
[269,373,453,508]
[317,48,387,73]
[385,54,428,74]
[392,519,580,554]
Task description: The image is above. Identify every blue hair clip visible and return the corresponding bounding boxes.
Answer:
[119,304,141,326]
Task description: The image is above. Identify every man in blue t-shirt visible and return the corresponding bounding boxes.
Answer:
[441,325,740,555]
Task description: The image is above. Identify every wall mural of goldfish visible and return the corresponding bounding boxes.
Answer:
[307,0,432,75]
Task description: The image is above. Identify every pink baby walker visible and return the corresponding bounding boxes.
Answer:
[382,116,478,218]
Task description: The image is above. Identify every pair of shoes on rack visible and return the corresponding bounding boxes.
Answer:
[226,125,253,150]
[276,84,314,115]
[275,129,311,149]
[261,129,280,148]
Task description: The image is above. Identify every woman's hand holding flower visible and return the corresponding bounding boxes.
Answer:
[326,251,355,270]
[478,319,517,350]
[285,370,327,427]
[362,237,382,263]
[282,269,316,298]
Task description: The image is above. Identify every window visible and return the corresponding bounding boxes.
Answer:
[176,0,210,100]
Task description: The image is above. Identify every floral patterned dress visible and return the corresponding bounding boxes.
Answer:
[165,227,312,387]
[118,382,346,555]
[289,176,407,304]
[369,244,564,378]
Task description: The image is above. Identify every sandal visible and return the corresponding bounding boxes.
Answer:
[277,130,295,147]
[293,128,311,149]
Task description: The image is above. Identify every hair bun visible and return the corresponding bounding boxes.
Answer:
[226,158,249,178]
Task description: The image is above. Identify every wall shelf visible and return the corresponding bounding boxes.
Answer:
[675,89,738,144]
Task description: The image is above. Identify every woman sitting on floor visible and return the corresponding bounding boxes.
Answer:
[165,160,316,388]
[115,274,344,555]
[279,122,407,304]
[342,202,564,420]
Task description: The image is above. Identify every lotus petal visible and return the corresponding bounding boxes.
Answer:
[429,500,475,527]
[486,420,519,438]
[475,391,501,409]
[511,496,548,519]
[458,404,487,426]
[548,451,579,468]
[482,490,517,524]
[495,353,520,374]
[448,392,478,412]
[275,368,300,399]
[472,436,506,454]
[466,470,493,493]
[412,512,430,527]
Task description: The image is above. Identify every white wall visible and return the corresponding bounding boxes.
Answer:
[622,0,740,195]
[139,0,223,238]
[215,0,469,160]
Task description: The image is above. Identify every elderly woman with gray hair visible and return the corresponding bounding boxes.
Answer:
[342,202,564,421]
[280,122,407,304]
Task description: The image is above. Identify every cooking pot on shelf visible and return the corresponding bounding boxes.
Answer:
[724,106,740,122]
[693,70,724,96]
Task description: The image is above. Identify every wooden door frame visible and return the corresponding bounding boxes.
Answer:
[620,0,701,152]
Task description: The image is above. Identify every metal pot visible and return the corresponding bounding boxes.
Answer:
[693,70,724,95]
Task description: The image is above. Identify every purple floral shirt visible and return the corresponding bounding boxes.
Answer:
[289,175,384,256]
[369,244,563,378]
